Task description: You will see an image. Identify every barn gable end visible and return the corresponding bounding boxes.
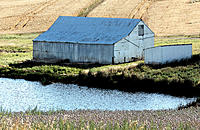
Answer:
[113,21,154,63]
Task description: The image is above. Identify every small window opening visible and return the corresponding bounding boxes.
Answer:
[138,25,144,36]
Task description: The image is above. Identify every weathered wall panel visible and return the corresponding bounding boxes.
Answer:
[114,39,138,63]
[33,42,113,64]
[144,44,192,64]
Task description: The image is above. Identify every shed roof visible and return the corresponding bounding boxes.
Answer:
[33,16,141,44]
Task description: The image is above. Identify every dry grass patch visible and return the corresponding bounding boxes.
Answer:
[87,0,142,18]
[0,0,97,34]
[155,37,200,54]
[147,0,200,36]
[0,107,200,129]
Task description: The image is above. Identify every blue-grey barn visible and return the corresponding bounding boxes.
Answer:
[33,16,154,64]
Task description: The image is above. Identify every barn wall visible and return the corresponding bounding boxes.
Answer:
[114,39,138,63]
[33,42,113,64]
[144,44,192,64]
[125,21,154,59]
[113,21,154,63]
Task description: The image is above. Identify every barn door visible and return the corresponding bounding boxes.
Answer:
[114,50,121,63]
[138,39,144,59]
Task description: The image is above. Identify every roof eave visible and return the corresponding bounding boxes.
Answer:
[32,40,115,45]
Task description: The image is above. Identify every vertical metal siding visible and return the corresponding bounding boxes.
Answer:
[114,39,138,63]
[144,44,192,64]
[33,42,113,64]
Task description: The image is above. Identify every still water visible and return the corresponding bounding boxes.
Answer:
[0,78,196,112]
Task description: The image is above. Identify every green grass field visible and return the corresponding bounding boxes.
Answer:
[0,33,38,65]
[0,33,199,87]
[155,37,200,55]
[0,33,200,129]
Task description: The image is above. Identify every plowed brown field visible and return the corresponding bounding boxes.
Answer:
[87,0,142,18]
[147,0,200,36]
[0,0,96,34]
[0,0,199,36]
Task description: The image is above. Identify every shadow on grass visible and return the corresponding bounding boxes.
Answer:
[2,54,200,98]
[1,67,199,97]
[8,60,104,69]
[77,72,200,98]
[8,58,141,69]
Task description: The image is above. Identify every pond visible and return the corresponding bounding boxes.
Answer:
[0,78,197,112]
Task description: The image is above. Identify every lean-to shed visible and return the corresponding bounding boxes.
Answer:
[33,16,154,64]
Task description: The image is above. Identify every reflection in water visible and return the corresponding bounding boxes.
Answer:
[0,78,196,112]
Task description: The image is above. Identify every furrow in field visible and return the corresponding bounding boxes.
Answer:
[132,0,153,19]
[129,0,146,19]
[87,0,142,18]
[147,0,200,36]
[0,0,200,36]
[0,0,98,34]
[12,0,59,30]
[0,0,48,18]
[77,0,105,17]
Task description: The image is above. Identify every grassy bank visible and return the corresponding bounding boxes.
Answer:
[0,33,38,65]
[0,107,200,129]
[0,33,200,97]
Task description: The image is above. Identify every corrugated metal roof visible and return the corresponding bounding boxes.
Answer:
[33,16,141,44]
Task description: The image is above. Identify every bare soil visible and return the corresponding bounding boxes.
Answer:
[87,0,142,18]
[147,0,200,36]
[0,0,199,36]
[0,0,96,34]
